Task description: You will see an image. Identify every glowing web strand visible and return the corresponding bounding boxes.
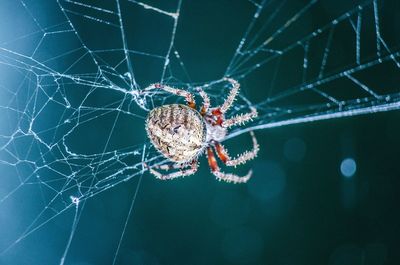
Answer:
[128,0,179,18]
[373,0,382,58]
[116,0,138,89]
[229,0,317,74]
[226,0,268,75]
[356,9,362,65]
[111,145,146,265]
[160,0,182,81]
[345,73,380,99]
[225,100,400,141]
[63,8,119,27]
[257,50,400,105]
[60,200,80,265]
[1,0,400,259]
[231,1,372,78]
[63,0,116,15]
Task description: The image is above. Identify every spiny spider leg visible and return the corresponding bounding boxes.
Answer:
[213,169,253,184]
[195,87,210,115]
[219,77,241,114]
[152,162,182,171]
[207,147,252,184]
[146,160,198,180]
[144,83,196,108]
[214,131,259,167]
[214,142,229,163]
[222,107,258,128]
[207,147,219,172]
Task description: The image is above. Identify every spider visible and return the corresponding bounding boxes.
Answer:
[144,78,259,184]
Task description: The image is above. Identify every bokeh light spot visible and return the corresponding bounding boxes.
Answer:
[340,158,357,178]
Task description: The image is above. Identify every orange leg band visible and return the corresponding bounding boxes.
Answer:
[207,147,219,172]
[215,143,228,163]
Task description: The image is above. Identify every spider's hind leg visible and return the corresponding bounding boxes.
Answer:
[213,169,253,184]
[152,163,181,171]
[214,131,259,167]
[207,147,252,184]
[146,160,198,180]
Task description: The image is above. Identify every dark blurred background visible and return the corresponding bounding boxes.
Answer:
[0,0,399,265]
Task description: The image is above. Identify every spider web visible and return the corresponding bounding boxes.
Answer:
[0,0,399,263]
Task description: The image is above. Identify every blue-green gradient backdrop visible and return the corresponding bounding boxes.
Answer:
[0,0,399,265]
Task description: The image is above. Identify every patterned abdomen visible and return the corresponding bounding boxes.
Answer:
[146,104,206,163]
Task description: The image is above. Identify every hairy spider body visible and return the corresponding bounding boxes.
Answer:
[146,104,206,163]
[146,103,231,162]
[144,78,259,184]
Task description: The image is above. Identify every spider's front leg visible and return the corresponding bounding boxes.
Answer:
[206,78,241,124]
[207,147,252,184]
[210,78,256,126]
[146,160,198,180]
[214,131,259,167]
[221,107,258,128]
[143,83,196,108]
[195,87,210,115]
[219,77,241,113]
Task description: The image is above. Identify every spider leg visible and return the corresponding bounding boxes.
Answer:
[214,142,229,163]
[208,78,241,125]
[222,107,258,128]
[195,87,210,115]
[219,78,241,114]
[207,147,252,184]
[214,131,259,167]
[143,83,196,108]
[146,160,198,180]
[207,147,219,171]
[152,163,182,171]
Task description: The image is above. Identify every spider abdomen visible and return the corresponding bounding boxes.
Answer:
[146,104,206,163]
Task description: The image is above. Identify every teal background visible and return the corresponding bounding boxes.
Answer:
[0,0,400,265]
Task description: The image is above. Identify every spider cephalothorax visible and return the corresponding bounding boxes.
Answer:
[145,78,259,184]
